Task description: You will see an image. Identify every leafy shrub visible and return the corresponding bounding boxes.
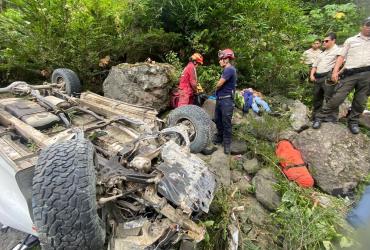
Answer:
[307,3,361,44]
[199,187,233,250]
[0,0,181,89]
[197,65,221,94]
[272,181,354,250]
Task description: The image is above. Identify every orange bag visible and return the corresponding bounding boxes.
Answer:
[275,140,314,188]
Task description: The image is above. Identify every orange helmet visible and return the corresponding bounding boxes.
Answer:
[191,53,204,65]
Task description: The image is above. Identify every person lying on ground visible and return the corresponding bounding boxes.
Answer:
[240,88,271,115]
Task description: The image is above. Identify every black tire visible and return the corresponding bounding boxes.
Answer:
[51,68,81,96]
[32,139,105,250]
[167,105,211,153]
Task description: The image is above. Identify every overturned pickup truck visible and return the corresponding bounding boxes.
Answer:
[0,69,216,249]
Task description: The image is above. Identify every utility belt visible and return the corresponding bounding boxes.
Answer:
[342,66,370,77]
[314,71,330,79]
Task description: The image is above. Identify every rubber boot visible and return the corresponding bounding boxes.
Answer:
[224,144,231,154]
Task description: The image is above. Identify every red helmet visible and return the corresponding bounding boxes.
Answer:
[191,53,204,65]
[218,49,235,60]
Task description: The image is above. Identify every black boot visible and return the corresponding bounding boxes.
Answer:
[213,135,223,145]
[348,123,360,134]
[224,144,231,154]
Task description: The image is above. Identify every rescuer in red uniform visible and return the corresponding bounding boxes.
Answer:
[177,53,204,107]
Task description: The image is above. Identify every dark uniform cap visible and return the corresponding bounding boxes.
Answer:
[363,17,370,26]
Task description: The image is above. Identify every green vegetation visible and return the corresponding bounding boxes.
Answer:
[273,181,353,250]
[199,187,233,250]
[0,0,364,97]
[26,139,38,152]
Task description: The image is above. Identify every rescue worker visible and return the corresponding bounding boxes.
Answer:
[310,32,341,120]
[214,49,237,154]
[177,53,203,107]
[313,17,370,134]
[302,39,322,67]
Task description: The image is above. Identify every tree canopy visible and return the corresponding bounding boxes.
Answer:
[0,0,364,94]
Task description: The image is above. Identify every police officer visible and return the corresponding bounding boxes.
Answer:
[302,39,322,67]
[313,17,370,134]
[310,32,341,120]
[214,49,237,154]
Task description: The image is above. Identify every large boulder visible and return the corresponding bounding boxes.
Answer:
[103,63,176,111]
[293,123,370,195]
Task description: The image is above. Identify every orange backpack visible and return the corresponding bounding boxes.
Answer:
[275,140,314,188]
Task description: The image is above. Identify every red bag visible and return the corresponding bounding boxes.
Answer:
[275,140,314,188]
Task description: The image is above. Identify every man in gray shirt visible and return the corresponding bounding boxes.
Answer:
[310,32,341,120]
[313,17,370,134]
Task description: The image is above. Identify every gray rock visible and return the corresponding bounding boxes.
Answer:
[202,99,216,120]
[195,153,212,163]
[277,129,298,142]
[246,227,276,250]
[293,123,370,195]
[360,113,370,129]
[230,140,248,155]
[289,100,310,132]
[209,147,231,187]
[0,224,30,249]
[237,195,270,227]
[231,169,243,183]
[234,196,279,249]
[103,63,176,111]
[253,168,281,211]
[338,99,351,119]
[179,240,196,250]
[243,158,260,174]
[235,178,253,194]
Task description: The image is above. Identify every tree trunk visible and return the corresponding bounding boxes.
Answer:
[0,0,5,12]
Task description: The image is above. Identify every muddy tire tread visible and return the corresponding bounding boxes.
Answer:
[51,68,81,96]
[167,105,211,153]
[32,139,104,250]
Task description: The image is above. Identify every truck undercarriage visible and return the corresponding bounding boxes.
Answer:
[0,69,216,250]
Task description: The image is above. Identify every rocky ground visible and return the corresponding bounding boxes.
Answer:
[0,223,38,250]
[196,95,370,249]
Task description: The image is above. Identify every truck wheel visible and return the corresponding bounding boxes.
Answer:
[167,105,211,153]
[32,139,105,250]
[51,68,81,96]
